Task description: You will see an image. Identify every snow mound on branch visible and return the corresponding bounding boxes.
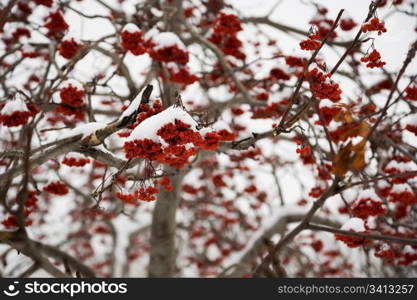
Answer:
[1,95,29,115]
[221,206,313,267]
[212,120,233,132]
[62,31,81,43]
[385,160,416,172]
[391,183,412,194]
[198,120,233,136]
[358,189,381,201]
[149,32,186,50]
[402,114,417,126]
[150,8,163,17]
[341,217,366,232]
[119,92,144,121]
[404,245,416,254]
[127,105,197,142]
[319,99,335,108]
[60,79,83,90]
[122,23,140,33]
[62,122,107,139]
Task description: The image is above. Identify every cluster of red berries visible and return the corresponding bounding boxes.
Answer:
[340,18,357,31]
[300,34,321,51]
[317,165,332,180]
[255,92,269,101]
[335,232,369,248]
[309,18,337,40]
[296,142,315,165]
[55,84,85,120]
[2,216,33,228]
[182,184,200,195]
[316,104,341,125]
[124,118,233,169]
[305,68,342,102]
[0,103,39,127]
[374,244,394,263]
[58,38,82,59]
[62,156,91,167]
[296,144,311,155]
[1,190,39,228]
[285,56,304,68]
[20,49,47,59]
[383,157,416,184]
[368,79,393,95]
[34,0,53,7]
[213,12,242,34]
[361,17,387,35]
[351,197,386,219]
[231,107,244,116]
[12,27,31,41]
[157,118,201,145]
[397,250,417,266]
[167,66,199,86]
[115,192,136,205]
[360,49,386,68]
[43,181,69,196]
[44,10,69,39]
[135,186,160,202]
[269,68,291,81]
[252,99,288,119]
[121,27,194,79]
[309,186,325,198]
[387,185,417,205]
[208,13,245,60]
[405,85,417,101]
[148,40,189,65]
[157,176,173,191]
[405,123,417,136]
[121,29,147,56]
[115,177,172,204]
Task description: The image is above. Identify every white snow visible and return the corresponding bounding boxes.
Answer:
[143,28,159,41]
[62,30,81,43]
[391,183,412,194]
[150,32,186,50]
[1,95,29,115]
[61,79,83,90]
[366,216,377,229]
[119,91,144,121]
[127,105,197,142]
[403,114,417,126]
[350,136,365,147]
[378,180,390,189]
[404,245,415,254]
[380,243,390,251]
[166,62,180,72]
[150,8,163,17]
[212,120,233,132]
[63,152,87,160]
[62,122,107,139]
[206,244,221,261]
[222,206,311,267]
[385,160,416,172]
[198,121,232,137]
[319,99,335,108]
[122,23,140,33]
[340,217,366,232]
[358,189,382,202]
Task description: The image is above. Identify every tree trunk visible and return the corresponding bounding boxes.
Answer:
[148,171,184,277]
[148,0,184,278]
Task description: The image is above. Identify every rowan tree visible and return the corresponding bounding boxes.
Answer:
[0,0,416,278]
